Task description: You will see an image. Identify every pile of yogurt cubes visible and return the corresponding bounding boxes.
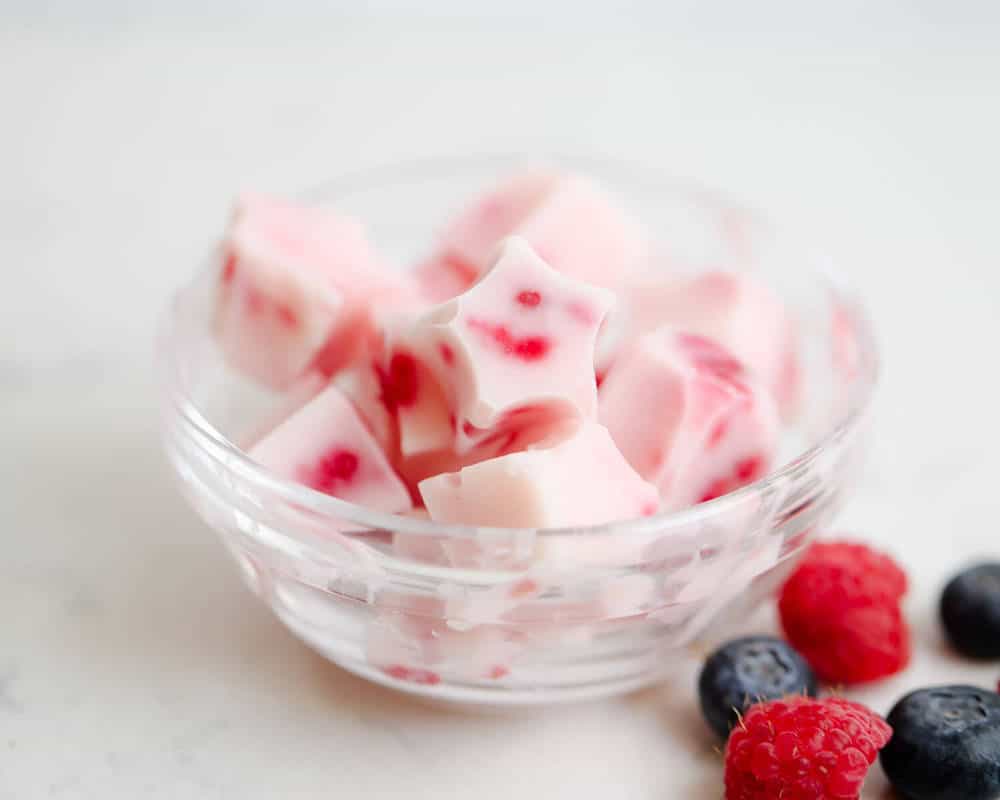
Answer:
[213,171,799,533]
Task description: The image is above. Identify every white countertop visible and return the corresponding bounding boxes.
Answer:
[3,6,1000,798]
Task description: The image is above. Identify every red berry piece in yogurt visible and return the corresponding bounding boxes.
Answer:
[249,383,412,513]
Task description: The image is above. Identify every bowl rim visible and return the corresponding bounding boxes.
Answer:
[159,152,879,541]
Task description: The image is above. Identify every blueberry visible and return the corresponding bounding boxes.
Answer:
[941,563,1000,659]
[697,635,818,739]
[880,685,1000,800]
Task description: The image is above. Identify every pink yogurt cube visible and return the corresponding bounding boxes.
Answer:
[416,172,648,299]
[418,422,659,529]
[611,271,800,416]
[413,254,480,305]
[515,175,649,289]
[415,170,559,301]
[213,193,413,390]
[390,417,579,518]
[249,383,412,513]
[394,237,615,456]
[599,329,780,510]
[240,370,328,449]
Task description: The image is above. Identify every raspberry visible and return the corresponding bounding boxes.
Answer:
[779,540,911,684]
[724,696,892,800]
[805,541,908,599]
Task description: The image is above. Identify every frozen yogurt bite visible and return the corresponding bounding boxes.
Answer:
[390,236,615,458]
[214,193,415,389]
[415,171,648,300]
[599,329,780,509]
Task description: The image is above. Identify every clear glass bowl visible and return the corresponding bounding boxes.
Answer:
[158,155,878,706]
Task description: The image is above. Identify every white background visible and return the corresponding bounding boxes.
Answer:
[2,2,1000,797]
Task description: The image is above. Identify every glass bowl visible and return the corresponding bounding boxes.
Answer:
[158,155,878,707]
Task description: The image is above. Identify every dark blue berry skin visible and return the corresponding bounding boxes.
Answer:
[880,685,1000,800]
[697,635,818,739]
[941,563,1000,659]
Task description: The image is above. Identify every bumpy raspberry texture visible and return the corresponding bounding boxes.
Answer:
[779,541,911,684]
[724,696,892,800]
[804,541,908,599]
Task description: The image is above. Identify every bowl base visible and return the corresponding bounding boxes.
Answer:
[276,606,670,708]
[328,652,667,709]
